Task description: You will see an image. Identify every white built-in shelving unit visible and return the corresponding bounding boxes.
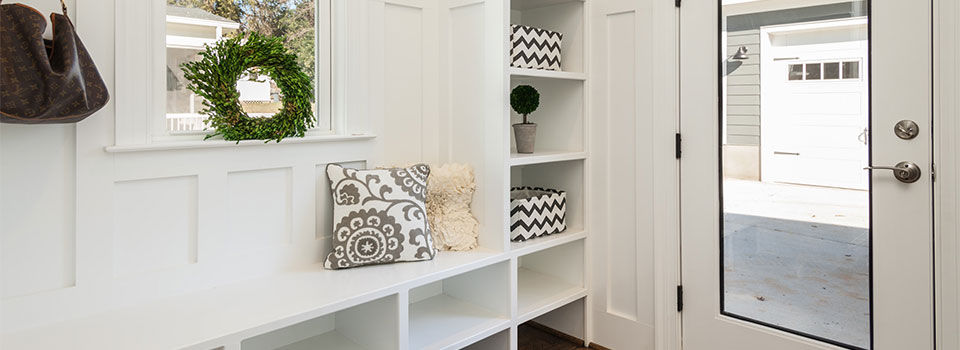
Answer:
[507,0,589,346]
[1,0,590,349]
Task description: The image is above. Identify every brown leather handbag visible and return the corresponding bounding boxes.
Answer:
[0,0,109,124]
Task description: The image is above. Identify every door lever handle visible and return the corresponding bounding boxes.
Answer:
[864,161,922,183]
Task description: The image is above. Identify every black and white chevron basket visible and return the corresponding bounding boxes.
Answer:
[510,187,567,242]
[510,24,563,71]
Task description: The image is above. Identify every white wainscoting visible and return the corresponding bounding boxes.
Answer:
[0,0,418,333]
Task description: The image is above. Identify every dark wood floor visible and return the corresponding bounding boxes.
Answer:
[517,323,590,350]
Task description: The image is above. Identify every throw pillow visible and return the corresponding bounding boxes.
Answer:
[325,163,437,269]
[426,163,479,251]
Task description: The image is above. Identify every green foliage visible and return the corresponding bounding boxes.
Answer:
[167,0,316,80]
[181,33,315,142]
[510,85,540,124]
[283,0,316,81]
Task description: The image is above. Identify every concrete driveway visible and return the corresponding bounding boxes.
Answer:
[722,179,870,349]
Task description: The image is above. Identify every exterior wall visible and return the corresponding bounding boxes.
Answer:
[722,1,867,180]
[725,29,761,146]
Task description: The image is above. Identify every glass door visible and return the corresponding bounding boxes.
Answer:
[680,0,934,349]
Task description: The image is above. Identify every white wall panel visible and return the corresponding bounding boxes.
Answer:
[383,3,425,165]
[1,125,77,298]
[225,168,293,253]
[113,176,198,277]
[604,10,642,323]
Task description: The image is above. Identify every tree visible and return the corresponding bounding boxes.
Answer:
[283,0,316,80]
[167,0,243,22]
[167,0,316,80]
[241,0,290,38]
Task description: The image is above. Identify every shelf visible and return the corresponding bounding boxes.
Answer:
[509,67,586,81]
[511,229,586,256]
[277,331,367,350]
[462,329,511,350]
[409,294,510,350]
[2,249,506,350]
[510,150,586,166]
[511,0,583,11]
[104,133,376,153]
[517,269,587,322]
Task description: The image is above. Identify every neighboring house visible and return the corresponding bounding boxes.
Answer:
[722,0,868,190]
[165,6,279,132]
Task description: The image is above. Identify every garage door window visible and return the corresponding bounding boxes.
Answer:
[824,62,841,79]
[789,61,861,81]
[843,61,861,79]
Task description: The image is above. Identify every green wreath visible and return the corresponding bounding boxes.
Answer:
[181,33,315,142]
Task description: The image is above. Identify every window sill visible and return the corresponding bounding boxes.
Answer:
[104,133,376,153]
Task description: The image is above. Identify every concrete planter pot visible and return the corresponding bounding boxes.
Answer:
[513,123,537,154]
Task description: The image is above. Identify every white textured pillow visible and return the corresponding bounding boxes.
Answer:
[325,163,437,269]
[426,163,479,251]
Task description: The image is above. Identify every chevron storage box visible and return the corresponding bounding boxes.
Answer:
[510,187,567,242]
[510,24,563,71]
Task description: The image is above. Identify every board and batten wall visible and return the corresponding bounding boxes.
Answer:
[0,0,444,332]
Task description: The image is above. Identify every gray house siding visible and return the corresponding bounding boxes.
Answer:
[725,29,761,146]
[723,1,867,146]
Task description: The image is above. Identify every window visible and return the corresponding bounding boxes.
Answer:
[843,61,860,79]
[823,62,840,79]
[163,0,329,135]
[805,63,821,80]
[788,64,804,81]
[788,61,863,81]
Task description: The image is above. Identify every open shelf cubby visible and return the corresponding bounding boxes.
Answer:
[240,295,398,350]
[510,76,584,158]
[510,0,585,74]
[517,240,586,321]
[462,329,511,350]
[518,298,587,347]
[408,262,511,350]
[510,159,584,235]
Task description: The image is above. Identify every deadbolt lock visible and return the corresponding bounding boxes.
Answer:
[894,120,919,140]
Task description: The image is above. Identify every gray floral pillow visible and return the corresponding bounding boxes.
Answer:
[324,163,437,269]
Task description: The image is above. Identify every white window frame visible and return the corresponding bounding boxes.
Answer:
[113,0,345,149]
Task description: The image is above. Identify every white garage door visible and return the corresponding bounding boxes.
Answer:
[760,19,869,190]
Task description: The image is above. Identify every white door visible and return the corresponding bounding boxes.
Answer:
[761,19,870,190]
[588,0,679,349]
[682,1,933,350]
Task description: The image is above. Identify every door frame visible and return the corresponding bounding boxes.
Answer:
[935,0,959,349]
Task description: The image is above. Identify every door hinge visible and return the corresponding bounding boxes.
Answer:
[675,0,681,8]
[675,133,682,159]
[677,285,684,312]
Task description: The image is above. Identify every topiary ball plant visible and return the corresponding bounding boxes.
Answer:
[511,85,540,124]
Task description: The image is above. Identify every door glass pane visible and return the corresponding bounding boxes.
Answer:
[722,2,870,349]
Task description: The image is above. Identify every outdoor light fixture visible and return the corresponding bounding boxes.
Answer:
[731,46,749,60]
